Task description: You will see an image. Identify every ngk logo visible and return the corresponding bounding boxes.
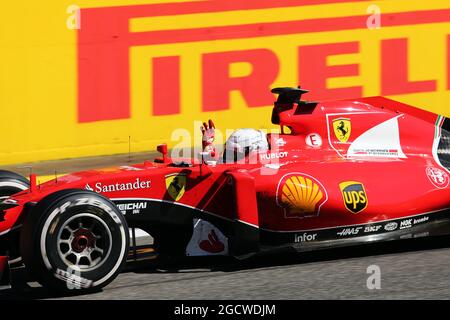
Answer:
[77,2,450,123]
[400,219,413,229]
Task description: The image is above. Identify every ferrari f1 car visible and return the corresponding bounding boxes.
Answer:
[0,87,449,293]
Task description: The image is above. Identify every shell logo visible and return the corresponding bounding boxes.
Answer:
[276,173,328,219]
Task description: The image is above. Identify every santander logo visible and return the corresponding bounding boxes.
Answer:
[199,230,225,253]
[85,178,151,193]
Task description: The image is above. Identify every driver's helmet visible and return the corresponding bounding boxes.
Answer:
[223,128,269,163]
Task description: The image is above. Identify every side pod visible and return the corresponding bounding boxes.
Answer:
[227,171,260,257]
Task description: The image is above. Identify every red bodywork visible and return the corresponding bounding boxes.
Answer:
[0,256,8,288]
[1,93,449,262]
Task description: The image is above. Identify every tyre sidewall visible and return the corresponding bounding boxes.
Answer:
[0,170,30,196]
[21,190,129,292]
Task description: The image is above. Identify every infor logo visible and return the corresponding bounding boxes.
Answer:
[339,181,368,214]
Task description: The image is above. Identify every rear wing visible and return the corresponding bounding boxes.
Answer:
[271,87,318,124]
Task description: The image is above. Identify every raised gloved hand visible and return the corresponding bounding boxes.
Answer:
[201,119,216,158]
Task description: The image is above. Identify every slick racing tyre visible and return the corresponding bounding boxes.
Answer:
[20,189,129,294]
[0,170,29,197]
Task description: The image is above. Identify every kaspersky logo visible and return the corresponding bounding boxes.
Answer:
[339,181,368,214]
[276,173,328,219]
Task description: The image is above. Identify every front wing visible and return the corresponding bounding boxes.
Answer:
[0,256,10,290]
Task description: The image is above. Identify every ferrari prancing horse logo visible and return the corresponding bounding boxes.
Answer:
[333,118,352,143]
[165,173,186,201]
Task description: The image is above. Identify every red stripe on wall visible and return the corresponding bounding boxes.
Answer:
[128,9,450,45]
[83,0,373,18]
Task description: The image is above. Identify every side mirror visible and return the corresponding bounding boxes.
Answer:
[155,144,169,163]
[157,144,167,155]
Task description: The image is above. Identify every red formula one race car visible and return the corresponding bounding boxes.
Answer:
[1,87,449,293]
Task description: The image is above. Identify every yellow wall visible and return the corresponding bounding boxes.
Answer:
[0,0,449,165]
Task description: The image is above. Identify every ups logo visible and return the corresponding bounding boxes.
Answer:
[339,181,368,214]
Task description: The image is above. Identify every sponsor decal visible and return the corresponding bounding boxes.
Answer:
[116,202,147,215]
[275,138,287,147]
[305,133,323,148]
[337,227,363,237]
[384,222,398,231]
[55,268,92,289]
[433,116,450,173]
[413,216,429,225]
[199,230,225,254]
[278,209,446,245]
[260,151,288,161]
[413,232,429,238]
[347,115,406,159]
[339,181,368,214]
[400,231,430,240]
[426,166,449,189]
[350,148,402,157]
[333,118,352,143]
[279,210,445,245]
[276,173,328,219]
[165,173,187,201]
[85,178,151,193]
[327,113,407,159]
[185,219,228,256]
[294,233,318,243]
[400,219,413,230]
[364,225,382,233]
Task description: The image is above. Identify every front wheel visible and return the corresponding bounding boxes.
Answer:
[20,190,129,294]
[0,170,29,197]
[0,170,30,264]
